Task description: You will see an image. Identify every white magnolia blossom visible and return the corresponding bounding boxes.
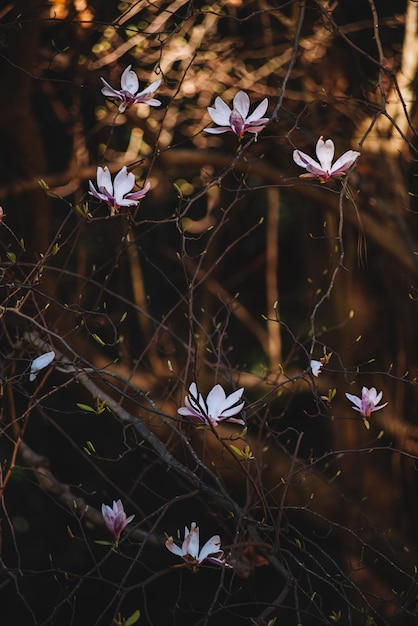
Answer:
[178,382,245,427]
[310,360,323,377]
[30,351,55,381]
[102,500,134,544]
[165,522,230,572]
[205,90,269,139]
[293,136,360,182]
[345,386,387,418]
[88,166,150,216]
[101,65,161,113]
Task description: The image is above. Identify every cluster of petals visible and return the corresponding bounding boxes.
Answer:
[89,166,150,216]
[102,500,134,544]
[293,136,360,182]
[345,386,387,419]
[165,522,230,572]
[178,382,245,427]
[30,351,55,382]
[101,65,161,113]
[205,90,269,138]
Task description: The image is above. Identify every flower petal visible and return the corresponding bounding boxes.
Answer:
[219,402,245,419]
[96,166,113,195]
[293,149,322,172]
[218,387,244,412]
[207,96,232,125]
[113,167,135,203]
[329,150,360,176]
[100,78,123,100]
[206,384,227,419]
[315,137,335,171]
[30,351,55,381]
[125,181,151,201]
[165,537,185,557]
[204,127,231,134]
[233,91,250,118]
[246,98,268,123]
[198,534,222,562]
[184,523,200,558]
[345,392,361,409]
[120,65,139,94]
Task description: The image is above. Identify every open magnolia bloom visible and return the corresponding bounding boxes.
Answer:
[293,136,360,182]
[88,166,150,216]
[165,522,231,572]
[30,351,55,382]
[101,65,161,113]
[178,382,245,427]
[205,90,269,138]
[345,386,388,419]
[102,500,134,544]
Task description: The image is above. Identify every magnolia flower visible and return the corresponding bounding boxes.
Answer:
[293,136,360,182]
[205,91,269,138]
[178,382,245,427]
[101,65,161,113]
[30,351,55,382]
[345,386,387,419]
[165,522,230,572]
[88,166,150,216]
[310,360,323,377]
[102,500,134,544]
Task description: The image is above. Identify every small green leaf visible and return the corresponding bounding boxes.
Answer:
[95,540,114,546]
[76,403,97,413]
[125,610,141,626]
[6,251,16,263]
[92,333,106,346]
[173,182,183,198]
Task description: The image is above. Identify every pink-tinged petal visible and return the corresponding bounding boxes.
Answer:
[345,392,362,409]
[96,166,114,195]
[206,384,227,418]
[204,126,231,134]
[229,110,246,136]
[133,85,162,106]
[207,97,232,125]
[113,167,135,203]
[372,402,388,412]
[121,65,139,94]
[100,78,124,100]
[247,120,269,132]
[137,79,161,97]
[165,537,185,557]
[329,150,360,176]
[184,524,200,559]
[88,180,105,201]
[293,149,322,172]
[198,534,222,562]
[315,137,335,171]
[125,181,151,201]
[142,97,162,107]
[178,407,204,421]
[233,91,250,118]
[246,98,268,123]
